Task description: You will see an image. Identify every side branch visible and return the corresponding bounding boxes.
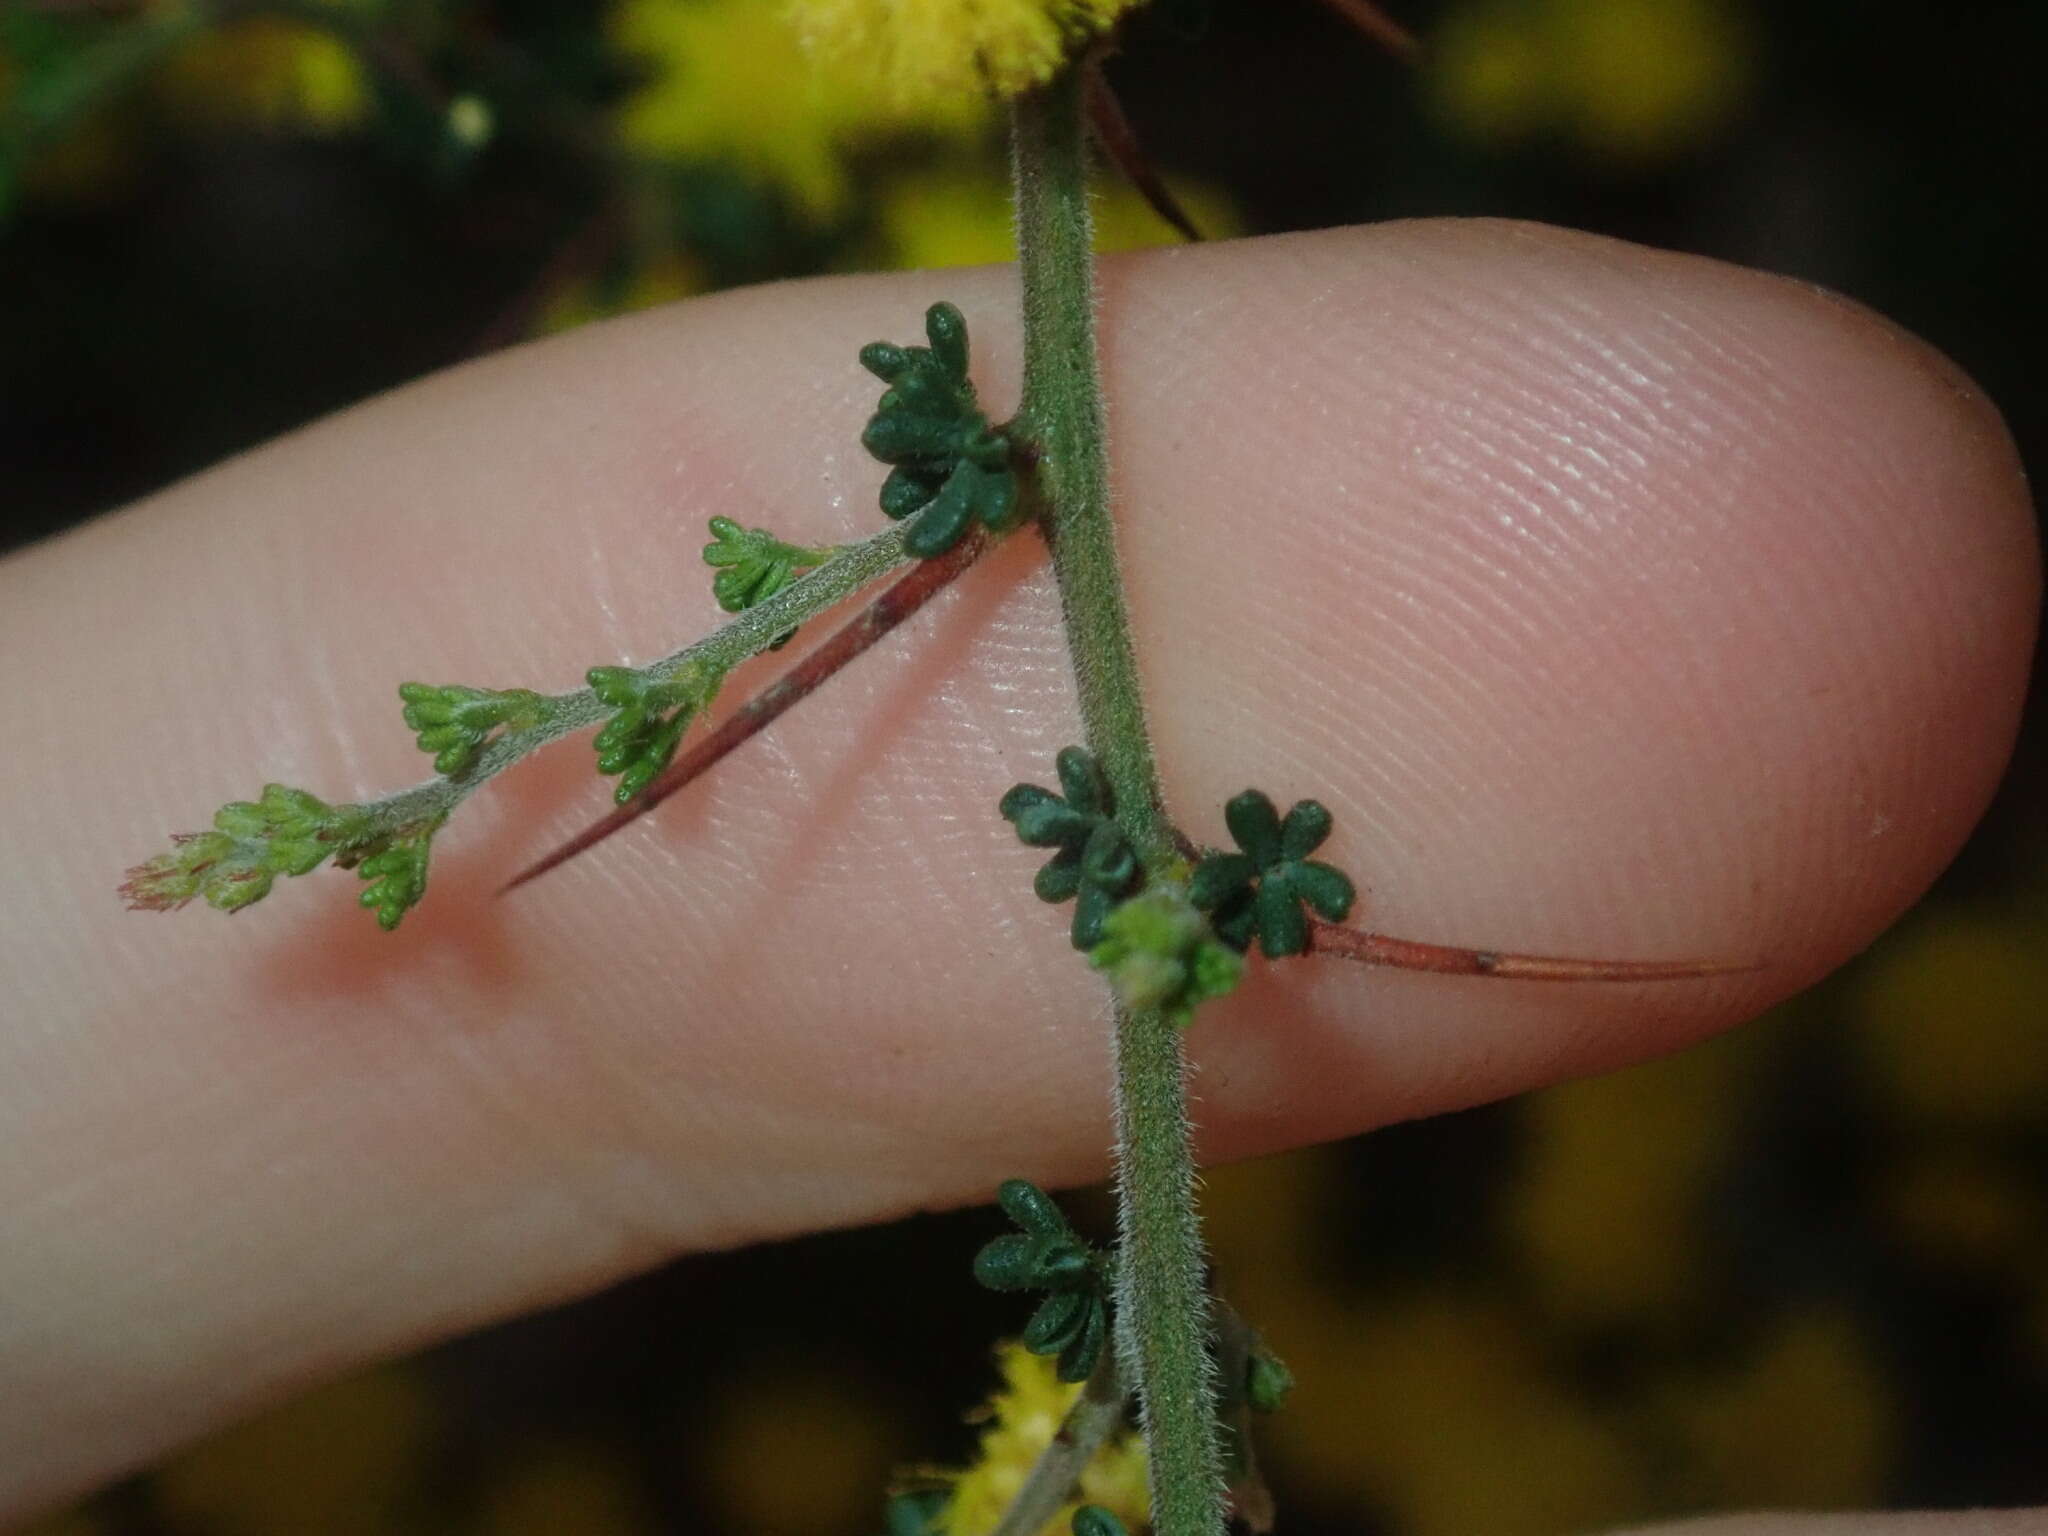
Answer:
[500,530,990,892]
[989,1351,1130,1536]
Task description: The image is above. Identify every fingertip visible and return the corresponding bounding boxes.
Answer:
[1105,220,2037,1149]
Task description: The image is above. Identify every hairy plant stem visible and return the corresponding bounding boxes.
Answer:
[1011,70,1225,1536]
[353,522,911,839]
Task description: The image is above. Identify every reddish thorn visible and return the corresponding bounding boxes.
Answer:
[1310,0,1422,63]
[1085,64,1205,243]
[1306,919,1759,982]
[499,532,989,895]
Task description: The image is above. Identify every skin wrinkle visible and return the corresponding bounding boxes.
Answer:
[1511,313,1764,499]
[0,221,2034,1519]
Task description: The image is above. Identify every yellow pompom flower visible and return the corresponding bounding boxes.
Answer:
[613,0,986,219]
[787,0,1147,107]
[936,1343,1149,1536]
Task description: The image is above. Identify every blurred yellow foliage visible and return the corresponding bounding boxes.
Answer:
[703,1364,903,1531]
[539,252,705,334]
[157,13,368,133]
[154,1364,435,1536]
[941,1343,1150,1536]
[1879,1155,2042,1273]
[1854,908,2048,1130]
[612,0,987,220]
[1273,1288,1645,1536]
[1431,0,1750,160]
[476,1440,653,1536]
[1513,1026,1757,1326]
[1667,1310,1892,1506]
[876,161,1238,269]
[1196,1146,1340,1340]
[787,0,1144,106]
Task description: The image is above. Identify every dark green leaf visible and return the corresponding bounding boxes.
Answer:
[1279,797,1334,861]
[1080,821,1137,891]
[1290,860,1356,922]
[904,467,981,558]
[924,300,969,378]
[858,341,909,382]
[1224,788,1283,867]
[1055,745,1109,816]
[972,1232,1042,1292]
[1056,1298,1107,1383]
[1072,882,1118,950]
[1189,851,1256,910]
[1023,1290,1089,1354]
[1034,853,1085,904]
[880,463,942,520]
[1254,875,1308,958]
[996,1178,1067,1237]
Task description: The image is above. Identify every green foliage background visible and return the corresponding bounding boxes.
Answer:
[5,1,2045,1532]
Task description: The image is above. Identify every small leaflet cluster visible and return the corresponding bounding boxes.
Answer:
[352,829,438,931]
[398,682,545,777]
[586,661,720,804]
[998,746,1139,949]
[119,783,443,931]
[999,747,1359,1026]
[973,1179,1112,1384]
[701,515,828,650]
[1189,790,1356,957]
[859,302,1021,559]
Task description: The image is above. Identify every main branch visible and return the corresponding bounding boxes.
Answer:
[1010,69,1225,1536]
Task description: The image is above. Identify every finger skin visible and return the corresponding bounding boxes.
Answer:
[0,221,2034,1515]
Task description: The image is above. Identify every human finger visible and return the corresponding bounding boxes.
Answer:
[0,219,2033,1516]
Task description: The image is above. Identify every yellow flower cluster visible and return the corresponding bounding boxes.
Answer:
[938,1343,1149,1536]
[787,0,1146,107]
[612,0,987,218]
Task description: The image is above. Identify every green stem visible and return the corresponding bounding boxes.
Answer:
[357,522,911,836]
[1010,69,1225,1536]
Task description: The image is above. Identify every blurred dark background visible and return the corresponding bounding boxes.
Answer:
[6,1,2045,1532]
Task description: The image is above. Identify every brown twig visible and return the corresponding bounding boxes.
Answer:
[499,531,989,894]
